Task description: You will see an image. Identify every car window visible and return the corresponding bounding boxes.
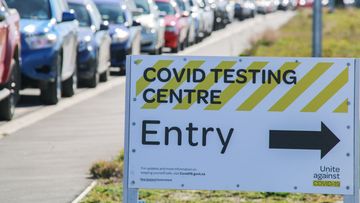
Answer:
[155,1,176,15]
[134,0,150,14]
[96,3,126,24]
[188,0,194,6]
[87,1,102,28]
[6,0,51,20]
[69,3,91,27]
[175,0,186,11]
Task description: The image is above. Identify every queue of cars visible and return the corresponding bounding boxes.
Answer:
[0,0,291,121]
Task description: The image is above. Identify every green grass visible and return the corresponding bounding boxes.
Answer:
[82,179,342,203]
[243,8,360,57]
[81,151,341,203]
[81,9,360,202]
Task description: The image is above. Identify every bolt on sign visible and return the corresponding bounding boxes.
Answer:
[124,56,359,198]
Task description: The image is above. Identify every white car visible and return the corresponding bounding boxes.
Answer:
[134,0,165,54]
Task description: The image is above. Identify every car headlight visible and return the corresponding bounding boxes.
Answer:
[25,33,57,49]
[112,28,129,43]
[78,35,92,52]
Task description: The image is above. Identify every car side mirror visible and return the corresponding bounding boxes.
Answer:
[100,21,109,31]
[132,20,141,27]
[62,12,76,22]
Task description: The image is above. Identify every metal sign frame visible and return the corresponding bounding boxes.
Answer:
[123,56,360,203]
[343,59,360,203]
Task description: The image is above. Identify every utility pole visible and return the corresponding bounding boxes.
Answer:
[312,0,322,57]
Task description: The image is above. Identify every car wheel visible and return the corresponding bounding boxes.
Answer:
[180,39,185,51]
[41,54,62,105]
[171,42,179,53]
[149,48,158,55]
[86,71,99,88]
[99,68,109,82]
[0,59,19,120]
[62,71,77,97]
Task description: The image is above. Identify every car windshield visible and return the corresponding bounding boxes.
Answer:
[6,0,51,20]
[175,0,186,11]
[69,3,91,27]
[96,3,126,24]
[155,1,176,15]
[134,0,151,14]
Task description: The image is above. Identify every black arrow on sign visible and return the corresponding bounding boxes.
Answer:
[269,122,340,159]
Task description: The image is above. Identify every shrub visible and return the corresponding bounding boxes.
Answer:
[90,160,123,179]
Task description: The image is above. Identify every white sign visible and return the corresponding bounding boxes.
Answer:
[125,56,358,195]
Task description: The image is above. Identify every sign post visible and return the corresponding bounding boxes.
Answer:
[313,0,322,57]
[124,56,359,202]
[123,56,139,203]
[343,59,360,203]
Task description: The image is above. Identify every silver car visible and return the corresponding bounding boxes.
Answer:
[197,0,214,36]
[134,0,165,54]
[189,0,206,41]
[175,0,196,46]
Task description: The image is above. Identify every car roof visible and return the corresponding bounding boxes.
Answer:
[155,0,171,3]
[67,0,87,4]
[92,0,125,3]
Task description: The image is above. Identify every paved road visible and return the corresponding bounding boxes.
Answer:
[0,78,126,202]
[0,11,294,203]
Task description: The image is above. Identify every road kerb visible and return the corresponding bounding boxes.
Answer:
[72,181,97,203]
[0,77,126,137]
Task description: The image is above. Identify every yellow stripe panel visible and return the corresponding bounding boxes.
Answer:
[142,60,205,109]
[134,59,143,65]
[237,62,300,111]
[205,62,268,110]
[173,61,237,110]
[333,99,348,113]
[302,67,348,112]
[136,60,173,96]
[269,62,333,112]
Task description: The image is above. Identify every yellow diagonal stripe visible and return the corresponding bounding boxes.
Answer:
[237,62,300,111]
[302,67,348,112]
[205,62,268,110]
[142,60,205,109]
[134,59,143,65]
[269,62,333,112]
[333,99,348,113]
[136,60,173,96]
[173,61,237,110]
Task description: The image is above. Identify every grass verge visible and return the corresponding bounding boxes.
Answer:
[81,151,341,203]
[242,8,360,57]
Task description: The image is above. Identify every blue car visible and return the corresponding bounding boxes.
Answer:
[93,0,141,72]
[6,0,78,105]
[68,0,111,88]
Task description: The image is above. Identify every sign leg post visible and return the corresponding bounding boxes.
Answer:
[344,59,360,203]
[312,0,322,57]
[123,55,139,203]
